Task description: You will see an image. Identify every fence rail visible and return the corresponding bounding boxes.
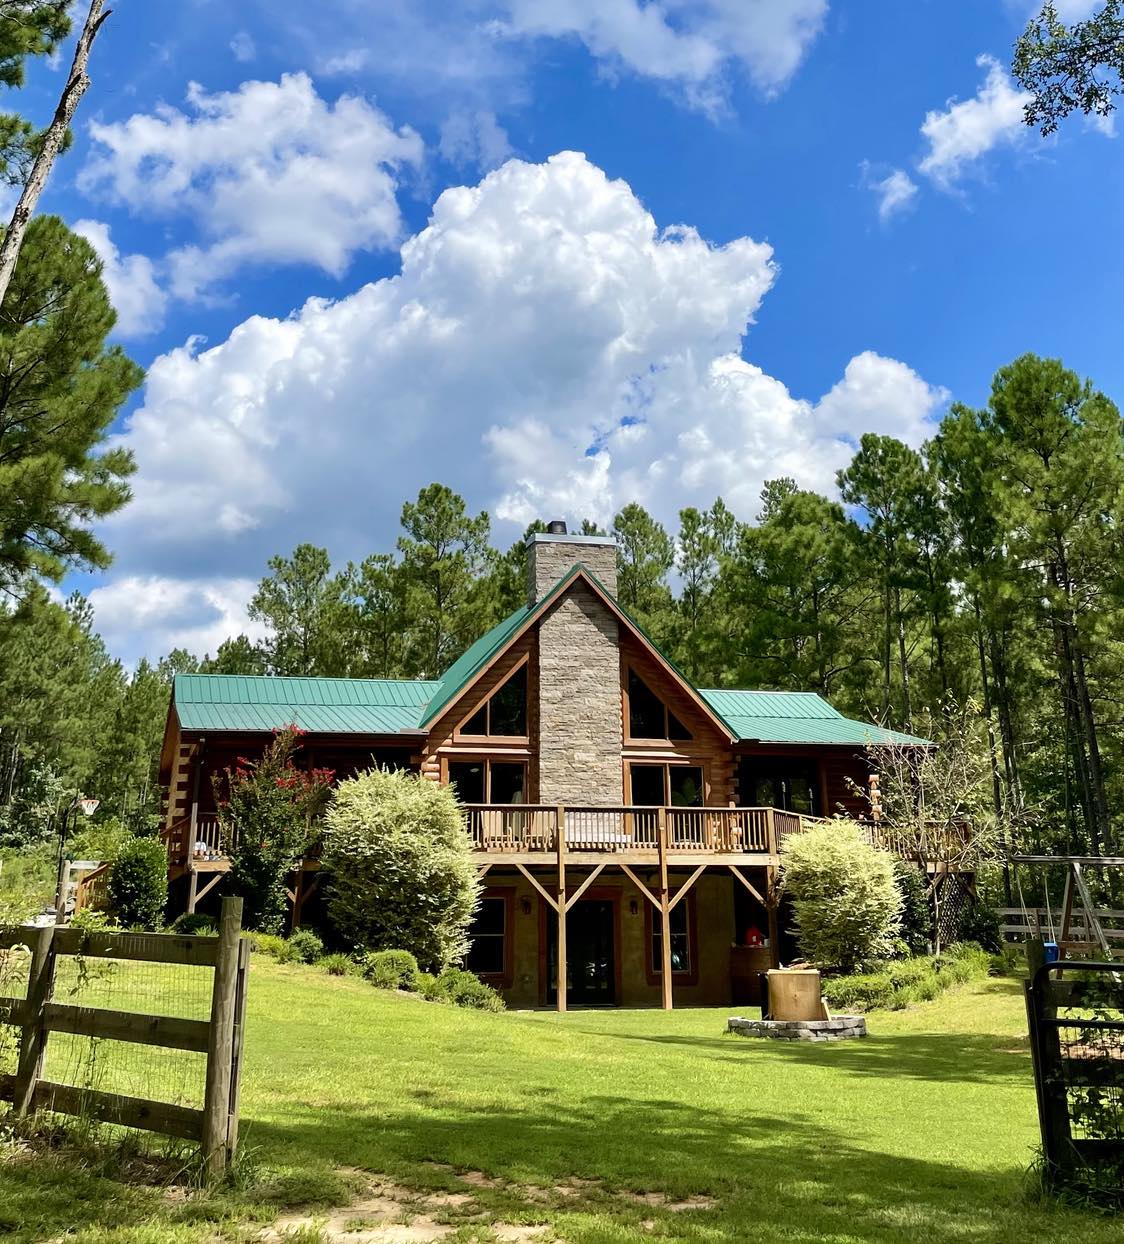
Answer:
[0,895,249,1180]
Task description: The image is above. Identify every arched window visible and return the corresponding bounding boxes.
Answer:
[626,668,692,741]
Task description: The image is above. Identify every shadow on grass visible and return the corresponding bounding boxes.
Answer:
[236,1091,1070,1244]
[561,1027,1031,1083]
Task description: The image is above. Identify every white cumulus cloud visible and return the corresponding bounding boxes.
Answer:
[79,73,423,300]
[859,163,919,222]
[918,54,1032,189]
[71,219,168,337]
[98,151,944,661]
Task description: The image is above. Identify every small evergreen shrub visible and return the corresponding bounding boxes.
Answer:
[169,912,217,935]
[287,929,324,964]
[362,948,420,990]
[413,970,444,1001]
[106,836,168,930]
[322,769,479,972]
[320,953,355,976]
[435,967,505,1012]
[781,820,902,973]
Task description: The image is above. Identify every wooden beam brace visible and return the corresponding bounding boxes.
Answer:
[728,864,766,906]
[668,864,707,912]
[477,863,493,880]
[564,864,607,912]
[515,863,559,913]
[194,872,224,905]
[619,863,661,911]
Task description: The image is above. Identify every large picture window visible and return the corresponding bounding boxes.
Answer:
[629,763,704,807]
[460,664,527,737]
[448,759,526,804]
[626,669,691,741]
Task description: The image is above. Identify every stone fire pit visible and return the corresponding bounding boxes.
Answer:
[727,1015,867,1042]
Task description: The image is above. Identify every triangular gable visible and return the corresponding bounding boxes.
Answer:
[420,564,737,742]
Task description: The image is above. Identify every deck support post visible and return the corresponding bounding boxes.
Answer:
[658,808,673,1010]
[766,865,781,969]
[555,806,567,1013]
[186,746,204,914]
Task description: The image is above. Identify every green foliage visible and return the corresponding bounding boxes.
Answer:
[68,815,133,864]
[0,842,53,922]
[362,948,421,989]
[287,929,324,964]
[214,727,334,933]
[320,952,356,976]
[168,912,216,935]
[894,862,932,955]
[955,899,1002,953]
[781,820,903,973]
[0,216,143,592]
[105,836,167,930]
[1014,1,1124,135]
[323,768,479,972]
[612,502,674,638]
[248,932,289,959]
[821,943,992,1012]
[433,967,505,1011]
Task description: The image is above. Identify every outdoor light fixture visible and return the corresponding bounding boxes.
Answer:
[629,897,639,916]
[520,896,532,916]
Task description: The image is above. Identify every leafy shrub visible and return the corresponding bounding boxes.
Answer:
[322,769,479,972]
[434,967,505,1012]
[821,942,991,1013]
[413,970,444,1001]
[781,820,902,973]
[954,898,1001,952]
[213,726,334,934]
[69,815,133,865]
[894,861,931,954]
[320,953,356,976]
[106,836,168,929]
[169,912,217,935]
[249,932,290,959]
[287,929,324,964]
[362,948,420,990]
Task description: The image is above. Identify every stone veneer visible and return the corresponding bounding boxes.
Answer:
[526,533,618,604]
[529,531,624,805]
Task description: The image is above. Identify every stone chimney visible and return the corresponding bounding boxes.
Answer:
[528,521,624,805]
[526,521,619,606]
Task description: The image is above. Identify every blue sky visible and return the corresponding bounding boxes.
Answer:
[22,1,1123,661]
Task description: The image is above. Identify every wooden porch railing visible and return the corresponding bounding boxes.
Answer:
[465,804,819,855]
[161,812,223,869]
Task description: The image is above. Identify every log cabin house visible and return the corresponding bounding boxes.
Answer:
[158,525,926,1010]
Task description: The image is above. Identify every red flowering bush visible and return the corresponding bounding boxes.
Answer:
[213,726,334,932]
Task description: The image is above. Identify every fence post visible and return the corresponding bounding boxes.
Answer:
[202,895,243,1181]
[14,924,57,1115]
[1024,968,1073,1182]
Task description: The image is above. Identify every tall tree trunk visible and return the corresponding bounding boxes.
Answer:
[881,568,892,720]
[894,584,912,731]
[0,2,111,311]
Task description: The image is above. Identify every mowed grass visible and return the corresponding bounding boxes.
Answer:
[2,961,1119,1243]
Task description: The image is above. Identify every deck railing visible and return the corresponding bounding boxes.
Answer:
[464,804,817,855]
[162,812,223,868]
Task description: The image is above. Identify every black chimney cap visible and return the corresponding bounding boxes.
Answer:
[546,519,568,535]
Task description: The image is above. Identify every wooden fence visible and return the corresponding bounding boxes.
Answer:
[1024,961,1124,1201]
[0,896,249,1180]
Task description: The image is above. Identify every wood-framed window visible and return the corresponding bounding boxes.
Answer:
[628,762,704,807]
[645,892,698,984]
[625,667,692,742]
[466,888,513,986]
[447,758,527,804]
[458,660,528,739]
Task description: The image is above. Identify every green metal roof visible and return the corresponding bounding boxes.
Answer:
[171,579,930,749]
[173,674,438,735]
[699,688,929,746]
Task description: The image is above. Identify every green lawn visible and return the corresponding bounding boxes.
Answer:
[2,961,1119,1243]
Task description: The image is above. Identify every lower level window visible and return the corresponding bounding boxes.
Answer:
[651,900,691,975]
[466,896,507,976]
[448,759,526,803]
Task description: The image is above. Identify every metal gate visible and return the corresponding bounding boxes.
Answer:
[1024,961,1124,1203]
